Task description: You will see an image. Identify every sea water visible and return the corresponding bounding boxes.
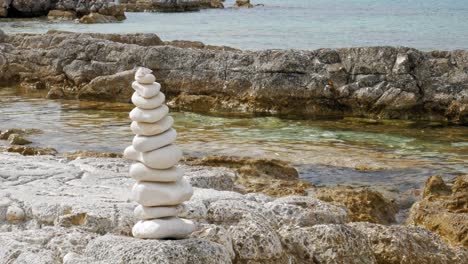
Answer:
[1,0,468,50]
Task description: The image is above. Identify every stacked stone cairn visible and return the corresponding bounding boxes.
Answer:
[123,67,196,239]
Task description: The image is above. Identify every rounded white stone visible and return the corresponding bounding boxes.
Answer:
[136,74,156,84]
[131,178,193,206]
[133,128,177,153]
[132,81,161,98]
[129,105,169,123]
[132,217,196,239]
[134,204,184,220]
[130,116,174,136]
[124,144,182,169]
[132,92,165,110]
[142,144,183,169]
[129,162,183,182]
[123,145,140,161]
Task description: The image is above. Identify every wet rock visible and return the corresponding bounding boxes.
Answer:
[47,9,76,20]
[0,29,6,42]
[185,155,313,196]
[407,175,468,247]
[6,145,57,156]
[79,12,118,24]
[151,0,202,12]
[423,175,452,198]
[0,128,41,139]
[8,133,32,145]
[46,87,65,99]
[208,0,223,8]
[314,186,398,224]
[64,150,123,160]
[234,0,253,8]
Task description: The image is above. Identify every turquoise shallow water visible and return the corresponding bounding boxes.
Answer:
[1,0,468,50]
[1,88,467,197]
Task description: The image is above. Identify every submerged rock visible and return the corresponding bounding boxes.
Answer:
[6,146,57,156]
[7,134,32,145]
[0,128,41,140]
[407,175,468,247]
[79,12,118,24]
[185,155,313,196]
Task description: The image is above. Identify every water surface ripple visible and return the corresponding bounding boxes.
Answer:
[1,0,468,50]
[1,88,467,197]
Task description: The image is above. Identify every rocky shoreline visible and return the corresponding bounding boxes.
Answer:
[1,151,467,263]
[0,30,467,124]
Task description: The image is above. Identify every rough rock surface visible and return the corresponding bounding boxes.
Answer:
[1,31,467,124]
[1,152,467,263]
[0,0,125,21]
[407,175,468,247]
[185,155,313,196]
[120,0,224,12]
[314,186,398,224]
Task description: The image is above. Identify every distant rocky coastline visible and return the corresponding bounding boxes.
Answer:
[0,0,126,23]
[0,0,256,22]
[0,30,466,124]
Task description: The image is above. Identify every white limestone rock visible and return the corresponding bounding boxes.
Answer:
[132,217,197,239]
[134,204,184,220]
[129,162,183,182]
[130,116,174,136]
[132,92,165,110]
[135,67,156,84]
[6,205,26,222]
[132,81,161,98]
[129,105,169,123]
[132,128,177,153]
[132,179,193,207]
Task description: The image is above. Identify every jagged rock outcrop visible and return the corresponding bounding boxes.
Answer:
[0,0,125,22]
[1,153,467,263]
[0,31,468,124]
[407,175,468,247]
[120,0,224,12]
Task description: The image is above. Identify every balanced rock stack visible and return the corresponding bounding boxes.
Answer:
[123,67,196,239]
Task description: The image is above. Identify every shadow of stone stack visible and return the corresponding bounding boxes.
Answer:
[124,67,195,239]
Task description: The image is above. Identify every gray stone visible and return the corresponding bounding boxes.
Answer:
[0,153,467,263]
[1,32,468,123]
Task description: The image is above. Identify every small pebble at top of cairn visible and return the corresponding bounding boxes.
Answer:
[124,67,196,239]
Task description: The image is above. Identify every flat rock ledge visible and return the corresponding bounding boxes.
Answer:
[0,153,467,263]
